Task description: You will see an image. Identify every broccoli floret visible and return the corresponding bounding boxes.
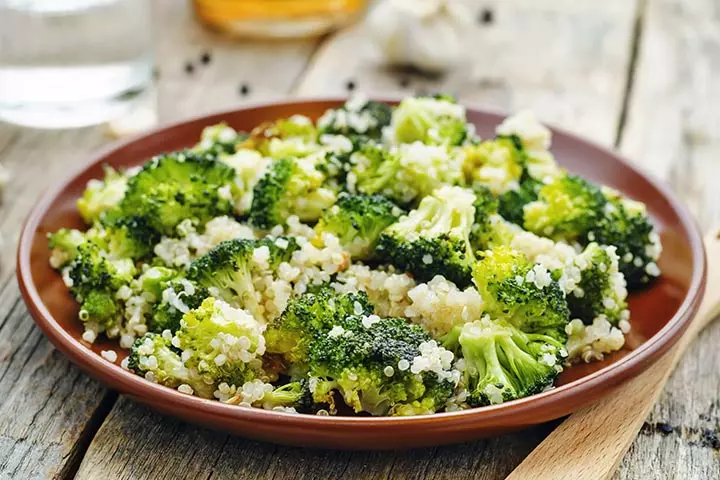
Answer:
[219,148,272,215]
[498,176,542,225]
[388,95,468,146]
[472,246,569,342]
[194,123,248,157]
[136,266,177,301]
[149,279,209,334]
[265,289,374,370]
[307,315,457,415]
[442,317,563,406]
[349,141,464,206]
[469,185,501,251]
[98,213,161,260]
[79,289,120,324]
[377,186,477,287]
[566,243,629,325]
[317,97,392,140]
[187,237,298,317]
[48,228,87,268]
[244,116,319,159]
[177,297,267,388]
[463,137,526,195]
[259,380,320,413]
[76,166,129,224]
[127,332,214,398]
[523,174,606,241]
[249,157,337,229]
[586,192,662,288]
[314,193,402,260]
[120,150,237,236]
[67,243,136,327]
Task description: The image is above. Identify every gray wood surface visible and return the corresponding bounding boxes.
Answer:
[615,0,720,477]
[0,0,718,478]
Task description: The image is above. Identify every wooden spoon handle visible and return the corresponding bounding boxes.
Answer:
[506,230,720,480]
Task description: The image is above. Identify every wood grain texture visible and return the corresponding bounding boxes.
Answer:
[153,0,320,122]
[615,0,720,476]
[0,126,114,480]
[75,396,555,480]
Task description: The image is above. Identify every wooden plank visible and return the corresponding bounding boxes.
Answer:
[295,0,638,146]
[616,0,720,477]
[0,125,113,479]
[76,397,555,480]
[75,2,642,480]
[153,0,320,122]
[0,1,320,478]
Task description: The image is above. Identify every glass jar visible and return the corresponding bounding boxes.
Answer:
[0,0,153,129]
[193,0,369,39]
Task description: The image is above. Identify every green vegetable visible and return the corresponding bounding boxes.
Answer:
[472,246,569,342]
[120,150,237,237]
[249,157,337,229]
[308,315,456,415]
[441,317,563,406]
[349,141,464,206]
[127,332,213,398]
[67,242,136,328]
[377,185,477,287]
[77,166,129,224]
[149,279,209,334]
[567,243,628,325]
[187,236,298,318]
[389,94,468,146]
[318,98,392,140]
[177,297,267,388]
[314,193,402,260]
[585,191,662,288]
[265,289,374,371]
[523,174,606,241]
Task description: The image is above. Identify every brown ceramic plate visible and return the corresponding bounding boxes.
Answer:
[17,99,706,449]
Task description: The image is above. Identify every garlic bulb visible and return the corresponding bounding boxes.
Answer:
[366,0,471,73]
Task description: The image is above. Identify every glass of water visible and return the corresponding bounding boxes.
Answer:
[0,0,153,129]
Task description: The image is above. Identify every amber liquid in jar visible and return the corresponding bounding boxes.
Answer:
[193,0,368,39]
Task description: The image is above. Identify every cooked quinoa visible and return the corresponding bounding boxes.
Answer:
[48,94,662,416]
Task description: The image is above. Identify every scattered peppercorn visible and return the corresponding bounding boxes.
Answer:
[184,62,195,74]
[399,77,411,88]
[346,80,356,92]
[479,8,494,25]
[239,83,250,96]
[656,422,674,434]
[200,52,212,65]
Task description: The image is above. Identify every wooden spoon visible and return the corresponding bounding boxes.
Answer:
[506,230,720,480]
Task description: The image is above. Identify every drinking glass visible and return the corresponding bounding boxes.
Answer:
[0,0,153,129]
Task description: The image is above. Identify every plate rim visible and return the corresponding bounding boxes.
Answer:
[16,98,707,431]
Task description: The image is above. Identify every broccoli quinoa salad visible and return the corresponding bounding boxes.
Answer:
[47,94,663,416]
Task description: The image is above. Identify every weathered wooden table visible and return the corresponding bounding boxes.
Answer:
[1,1,718,478]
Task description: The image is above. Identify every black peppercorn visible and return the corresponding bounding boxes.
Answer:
[656,422,674,434]
[239,83,250,96]
[200,52,212,65]
[184,62,195,74]
[479,8,494,25]
[346,80,356,92]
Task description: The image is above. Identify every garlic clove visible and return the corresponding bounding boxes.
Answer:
[366,0,472,74]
